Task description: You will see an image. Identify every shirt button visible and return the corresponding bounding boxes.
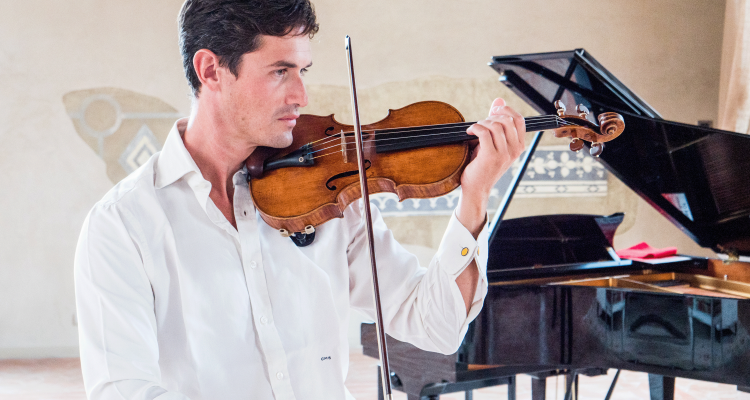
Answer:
[260,316,269,325]
[276,372,284,380]
[250,261,257,269]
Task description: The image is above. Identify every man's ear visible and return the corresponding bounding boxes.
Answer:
[193,49,223,93]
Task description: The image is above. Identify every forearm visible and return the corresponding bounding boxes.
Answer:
[455,191,488,239]
[454,260,479,315]
[454,193,487,313]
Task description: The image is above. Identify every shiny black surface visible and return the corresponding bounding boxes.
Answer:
[487,213,631,280]
[461,281,750,386]
[490,49,750,256]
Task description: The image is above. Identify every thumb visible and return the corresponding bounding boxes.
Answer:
[489,98,507,116]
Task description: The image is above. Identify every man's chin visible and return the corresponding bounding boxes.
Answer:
[265,130,294,149]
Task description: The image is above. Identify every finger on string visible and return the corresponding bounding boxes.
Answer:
[490,115,518,154]
[487,114,518,155]
[472,120,502,154]
[501,107,526,144]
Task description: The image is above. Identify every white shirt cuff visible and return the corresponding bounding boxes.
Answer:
[435,211,489,279]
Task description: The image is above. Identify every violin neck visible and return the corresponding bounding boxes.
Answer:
[373,115,562,153]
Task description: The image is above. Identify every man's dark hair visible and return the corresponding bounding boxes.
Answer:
[178,0,319,96]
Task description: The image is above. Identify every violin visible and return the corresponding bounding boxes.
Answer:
[245,100,624,235]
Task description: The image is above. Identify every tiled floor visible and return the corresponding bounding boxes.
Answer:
[0,353,748,400]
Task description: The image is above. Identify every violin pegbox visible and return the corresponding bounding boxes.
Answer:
[552,100,625,157]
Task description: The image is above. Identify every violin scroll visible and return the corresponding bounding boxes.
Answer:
[598,112,626,136]
[552,101,625,157]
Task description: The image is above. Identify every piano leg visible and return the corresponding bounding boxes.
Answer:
[465,390,472,400]
[604,370,621,400]
[531,375,546,400]
[564,372,578,400]
[508,375,516,400]
[648,374,675,400]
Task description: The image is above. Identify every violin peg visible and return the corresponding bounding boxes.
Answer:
[590,142,604,157]
[576,104,589,118]
[554,100,567,116]
[569,138,584,153]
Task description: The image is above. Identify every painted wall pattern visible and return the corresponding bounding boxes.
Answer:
[372,144,608,217]
[64,88,182,183]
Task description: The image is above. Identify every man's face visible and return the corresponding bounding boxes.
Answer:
[220,32,311,149]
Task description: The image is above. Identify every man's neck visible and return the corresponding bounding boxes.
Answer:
[182,101,256,228]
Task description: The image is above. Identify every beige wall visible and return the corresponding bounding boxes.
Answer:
[0,0,726,357]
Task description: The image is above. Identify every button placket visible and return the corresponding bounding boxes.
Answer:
[233,178,296,400]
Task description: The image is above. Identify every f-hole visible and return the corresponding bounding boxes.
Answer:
[326,160,371,190]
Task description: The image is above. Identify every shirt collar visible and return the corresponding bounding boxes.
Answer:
[155,118,199,189]
[154,118,250,217]
[154,118,214,213]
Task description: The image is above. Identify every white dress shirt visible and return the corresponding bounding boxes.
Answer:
[74,118,489,400]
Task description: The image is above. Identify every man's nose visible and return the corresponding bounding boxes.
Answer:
[288,74,308,108]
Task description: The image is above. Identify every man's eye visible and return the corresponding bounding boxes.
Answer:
[300,68,308,76]
[274,69,286,77]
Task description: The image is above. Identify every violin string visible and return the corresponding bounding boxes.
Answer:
[310,128,537,160]
[310,135,475,160]
[308,122,578,156]
[307,115,575,149]
[308,118,589,159]
[308,118,577,155]
[308,117,576,151]
[310,115,573,146]
[309,130,474,155]
[319,120,576,150]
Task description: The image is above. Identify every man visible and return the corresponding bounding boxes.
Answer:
[74,0,525,399]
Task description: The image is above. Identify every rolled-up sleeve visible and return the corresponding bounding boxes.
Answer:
[347,200,489,355]
[74,203,189,400]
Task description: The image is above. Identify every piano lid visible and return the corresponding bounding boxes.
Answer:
[489,49,750,257]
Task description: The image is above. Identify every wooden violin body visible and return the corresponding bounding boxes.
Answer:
[248,101,469,233]
[246,100,625,233]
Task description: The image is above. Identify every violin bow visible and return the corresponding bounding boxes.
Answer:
[345,35,393,400]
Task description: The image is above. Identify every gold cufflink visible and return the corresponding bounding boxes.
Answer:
[461,247,469,256]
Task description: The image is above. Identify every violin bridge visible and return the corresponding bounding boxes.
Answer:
[340,129,353,163]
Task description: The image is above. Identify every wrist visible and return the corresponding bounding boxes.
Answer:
[455,192,488,238]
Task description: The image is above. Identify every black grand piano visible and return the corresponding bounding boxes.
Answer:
[361,49,750,400]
